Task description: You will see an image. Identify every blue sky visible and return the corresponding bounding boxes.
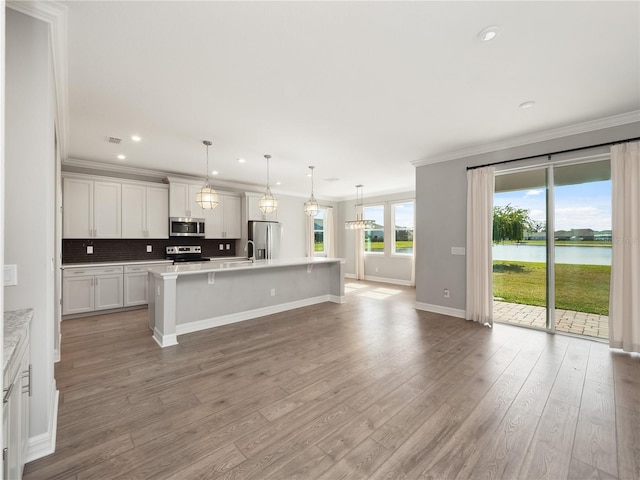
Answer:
[494,180,612,231]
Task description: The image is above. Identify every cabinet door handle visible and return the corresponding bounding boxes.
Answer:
[3,383,13,403]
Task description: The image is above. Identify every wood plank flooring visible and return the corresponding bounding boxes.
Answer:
[23,281,640,479]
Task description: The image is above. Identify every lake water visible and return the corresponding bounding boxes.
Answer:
[492,244,611,266]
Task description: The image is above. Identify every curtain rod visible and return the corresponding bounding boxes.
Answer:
[466,136,640,171]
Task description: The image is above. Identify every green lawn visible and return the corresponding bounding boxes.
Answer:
[493,260,610,315]
[498,240,611,247]
[364,241,413,252]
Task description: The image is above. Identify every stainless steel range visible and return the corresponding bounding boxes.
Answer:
[165,246,211,264]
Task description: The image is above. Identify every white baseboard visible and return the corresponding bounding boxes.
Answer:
[364,275,413,286]
[344,273,413,287]
[176,295,333,336]
[329,295,346,304]
[54,348,60,363]
[415,302,466,319]
[26,387,59,462]
[153,329,178,348]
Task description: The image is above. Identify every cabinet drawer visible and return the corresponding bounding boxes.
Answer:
[63,266,124,278]
[124,263,168,273]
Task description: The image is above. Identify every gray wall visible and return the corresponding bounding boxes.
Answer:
[415,121,640,314]
[5,9,57,451]
[338,190,415,284]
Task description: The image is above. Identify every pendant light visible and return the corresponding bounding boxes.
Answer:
[344,185,375,229]
[195,140,219,210]
[259,154,278,214]
[304,166,320,217]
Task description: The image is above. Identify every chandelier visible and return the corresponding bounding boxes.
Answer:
[195,140,219,210]
[344,185,375,229]
[303,166,319,217]
[259,154,278,214]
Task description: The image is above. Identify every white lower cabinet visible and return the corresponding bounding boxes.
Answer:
[123,263,171,307]
[63,263,169,315]
[62,266,124,315]
[3,325,30,480]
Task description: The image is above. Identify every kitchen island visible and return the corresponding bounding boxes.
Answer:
[147,257,345,347]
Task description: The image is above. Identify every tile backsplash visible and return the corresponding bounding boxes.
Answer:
[63,238,238,264]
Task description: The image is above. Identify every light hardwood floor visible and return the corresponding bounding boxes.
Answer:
[24,281,640,479]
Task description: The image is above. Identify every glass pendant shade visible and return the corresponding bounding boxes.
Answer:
[196,140,219,210]
[259,187,278,213]
[196,185,219,209]
[304,166,320,217]
[259,154,278,214]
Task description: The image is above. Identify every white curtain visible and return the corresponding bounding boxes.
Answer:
[325,207,335,257]
[609,141,640,353]
[305,214,314,258]
[355,205,365,280]
[466,166,495,327]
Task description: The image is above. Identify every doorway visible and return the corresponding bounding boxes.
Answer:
[493,158,611,340]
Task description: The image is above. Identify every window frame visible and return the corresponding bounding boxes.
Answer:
[313,208,327,257]
[363,204,385,255]
[391,200,415,257]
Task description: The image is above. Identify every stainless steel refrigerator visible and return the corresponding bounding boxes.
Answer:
[248,221,281,260]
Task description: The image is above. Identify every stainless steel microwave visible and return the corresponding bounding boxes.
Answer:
[169,217,205,237]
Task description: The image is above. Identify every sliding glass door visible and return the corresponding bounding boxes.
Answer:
[493,159,611,340]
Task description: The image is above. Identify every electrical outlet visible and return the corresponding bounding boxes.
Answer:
[443,289,450,298]
[271,288,276,296]
[87,246,93,254]
[226,244,230,250]
[219,244,224,250]
[146,245,152,253]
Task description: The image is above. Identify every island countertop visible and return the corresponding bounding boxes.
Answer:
[146,257,345,278]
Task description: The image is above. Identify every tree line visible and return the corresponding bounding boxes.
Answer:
[493,204,544,243]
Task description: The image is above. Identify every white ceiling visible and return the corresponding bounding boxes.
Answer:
[60,1,640,200]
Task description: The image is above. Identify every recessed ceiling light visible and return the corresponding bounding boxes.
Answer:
[211,170,219,175]
[478,26,498,42]
[276,181,282,186]
[519,100,536,109]
[306,173,312,177]
[131,135,141,142]
[238,158,246,163]
[117,154,126,160]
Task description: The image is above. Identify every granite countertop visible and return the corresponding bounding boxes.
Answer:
[4,309,33,372]
[61,257,246,269]
[147,257,345,278]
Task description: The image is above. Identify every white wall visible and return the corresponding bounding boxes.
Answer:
[338,190,415,285]
[414,121,640,317]
[5,8,57,458]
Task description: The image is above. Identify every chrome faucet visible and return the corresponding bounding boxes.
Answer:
[244,240,256,262]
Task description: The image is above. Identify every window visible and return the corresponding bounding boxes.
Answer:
[314,209,326,255]
[392,201,414,255]
[364,205,384,253]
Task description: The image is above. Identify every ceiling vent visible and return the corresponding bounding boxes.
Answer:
[105,136,122,144]
[324,177,340,182]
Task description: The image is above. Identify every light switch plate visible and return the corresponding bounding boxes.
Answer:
[4,265,17,286]
[451,247,465,255]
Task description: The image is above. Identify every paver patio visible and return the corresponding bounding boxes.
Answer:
[493,300,609,340]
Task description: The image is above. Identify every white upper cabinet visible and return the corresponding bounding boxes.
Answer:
[63,176,121,238]
[63,174,167,239]
[204,194,241,239]
[122,183,168,238]
[62,177,93,238]
[222,195,242,238]
[146,186,169,238]
[169,180,205,219]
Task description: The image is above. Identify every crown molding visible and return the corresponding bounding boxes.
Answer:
[411,110,640,167]
[8,1,69,161]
